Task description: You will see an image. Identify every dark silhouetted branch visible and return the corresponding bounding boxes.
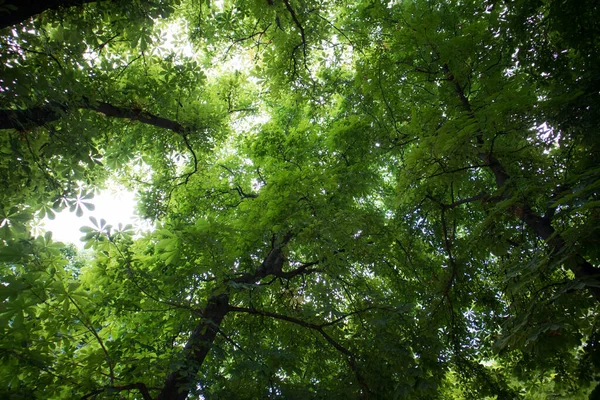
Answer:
[0,0,96,30]
[0,100,189,134]
[443,63,600,299]
[228,305,372,397]
[81,383,153,400]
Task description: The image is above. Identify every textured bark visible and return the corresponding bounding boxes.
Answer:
[85,101,187,133]
[0,0,97,30]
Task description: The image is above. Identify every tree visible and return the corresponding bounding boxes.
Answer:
[1,0,599,398]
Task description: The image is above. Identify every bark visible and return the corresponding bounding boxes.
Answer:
[155,235,294,400]
[518,204,600,288]
[85,101,187,133]
[0,100,187,134]
[155,294,230,400]
[0,0,97,30]
[444,65,600,297]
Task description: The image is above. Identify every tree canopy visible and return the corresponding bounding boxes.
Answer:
[1,0,599,398]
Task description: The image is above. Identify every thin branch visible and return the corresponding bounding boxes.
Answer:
[18,45,63,69]
[320,306,390,328]
[23,133,61,189]
[175,132,199,185]
[219,164,259,198]
[440,208,457,291]
[228,305,372,396]
[112,54,142,81]
[0,348,78,385]
[444,192,487,209]
[426,163,489,179]
[108,240,201,313]
[96,33,120,53]
[315,13,361,54]
[223,20,272,59]
[426,192,487,209]
[275,260,320,279]
[228,107,258,114]
[377,57,404,137]
[66,292,115,384]
[81,383,153,400]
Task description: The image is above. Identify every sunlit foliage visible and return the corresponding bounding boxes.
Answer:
[0,0,599,398]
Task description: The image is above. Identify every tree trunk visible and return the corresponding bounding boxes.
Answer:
[156,294,230,400]
[155,236,291,399]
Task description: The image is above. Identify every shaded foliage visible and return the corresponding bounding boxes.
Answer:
[0,0,599,398]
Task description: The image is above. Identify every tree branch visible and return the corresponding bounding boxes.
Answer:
[156,232,295,400]
[426,192,487,209]
[0,103,66,131]
[83,99,188,133]
[275,260,320,279]
[228,305,372,397]
[282,0,308,71]
[66,292,115,384]
[0,100,191,134]
[0,99,203,184]
[0,0,97,30]
[156,294,230,400]
[175,131,199,185]
[81,382,153,400]
[443,64,600,298]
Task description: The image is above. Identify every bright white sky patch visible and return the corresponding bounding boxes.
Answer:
[42,182,146,247]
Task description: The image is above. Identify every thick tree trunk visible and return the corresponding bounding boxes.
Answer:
[0,0,97,30]
[154,235,291,399]
[155,294,230,400]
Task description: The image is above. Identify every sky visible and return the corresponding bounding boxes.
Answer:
[40,22,191,248]
[39,20,220,248]
[41,183,142,247]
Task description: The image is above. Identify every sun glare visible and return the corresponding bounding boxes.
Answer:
[42,182,149,247]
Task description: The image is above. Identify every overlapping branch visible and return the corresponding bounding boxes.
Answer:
[282,0,309,75]
[228,305,372,397]
[442,63,600,297]
[155,232,325,400]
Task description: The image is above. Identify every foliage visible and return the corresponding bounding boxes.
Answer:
[0,0,599,398]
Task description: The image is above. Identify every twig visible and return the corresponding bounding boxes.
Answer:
[66,292,115,384]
